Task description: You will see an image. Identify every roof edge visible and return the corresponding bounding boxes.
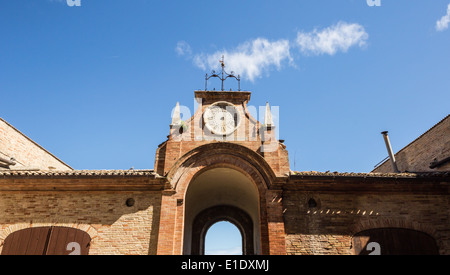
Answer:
[0,169,157,177]
[290,170,450,179]
[0,117,73,170]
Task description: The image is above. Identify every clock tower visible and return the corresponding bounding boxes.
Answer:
[154,89,290,178]
[154,60,290,255]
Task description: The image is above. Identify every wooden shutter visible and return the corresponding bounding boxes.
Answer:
[1,227,51,255]
[46,227,91,255]
[353,228,439,255]
[1,226,91,255]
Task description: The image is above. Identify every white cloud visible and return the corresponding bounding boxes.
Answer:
[193,38,292,82]
[295,21,368,56]
[178,21,369,82]
[436,3,450,31]
[175,41,192,56]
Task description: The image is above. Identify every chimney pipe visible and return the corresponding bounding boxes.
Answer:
[381,131,400,173]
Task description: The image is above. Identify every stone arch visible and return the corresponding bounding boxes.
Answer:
[191,205,254,255]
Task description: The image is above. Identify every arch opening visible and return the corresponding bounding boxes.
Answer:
[183,167,261,255]
[205,221,243,255]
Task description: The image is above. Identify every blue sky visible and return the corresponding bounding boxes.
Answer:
[1,0,449,174]
[205,221,242,255]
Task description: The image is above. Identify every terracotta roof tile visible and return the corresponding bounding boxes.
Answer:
[291,171,450,178]
[0,169,157,177]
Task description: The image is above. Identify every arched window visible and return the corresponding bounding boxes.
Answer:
[1,226,91,255]
[205,221,243,255]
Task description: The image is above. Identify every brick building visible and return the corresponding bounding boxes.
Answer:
[373,115,450,173]
[0,118,71,171]
[0,89,448,255]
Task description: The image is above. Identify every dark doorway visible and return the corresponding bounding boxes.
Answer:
[353,228,439,255]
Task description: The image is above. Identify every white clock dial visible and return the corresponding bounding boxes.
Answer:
[203,101,240,136]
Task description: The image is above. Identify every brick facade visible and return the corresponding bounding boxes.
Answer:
[0,171,165,255]
[0,92,448,255]
[283,173,449,255]
[0,191,161,255]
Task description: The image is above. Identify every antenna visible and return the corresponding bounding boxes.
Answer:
[205,55,240,91]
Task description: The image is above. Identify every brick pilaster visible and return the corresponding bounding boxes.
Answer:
[156,191,177,255]
[266,190,287,255]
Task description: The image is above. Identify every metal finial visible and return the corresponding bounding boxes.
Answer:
[205,56,240,91]
[220,55,225,69]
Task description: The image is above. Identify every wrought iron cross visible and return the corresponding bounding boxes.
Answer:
[205,56,241,91]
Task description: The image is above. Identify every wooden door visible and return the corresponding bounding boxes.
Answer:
[353,228,439,255]
[1,226,91,255]
[46,227,91,255]
[1,227,51,255]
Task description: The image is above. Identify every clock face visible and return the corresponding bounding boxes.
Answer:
[203,101,240,136]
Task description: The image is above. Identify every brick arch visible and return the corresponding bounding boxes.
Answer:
[175,154,270,255]
[156,142,288,255]
[166,142,277,192]
[174,155,270,200]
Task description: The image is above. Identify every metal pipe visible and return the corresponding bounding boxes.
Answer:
[381,131,400,173]
[429,157,450,169]
[0,155,16,166]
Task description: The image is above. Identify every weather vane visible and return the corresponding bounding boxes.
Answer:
[205,55,241,91]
